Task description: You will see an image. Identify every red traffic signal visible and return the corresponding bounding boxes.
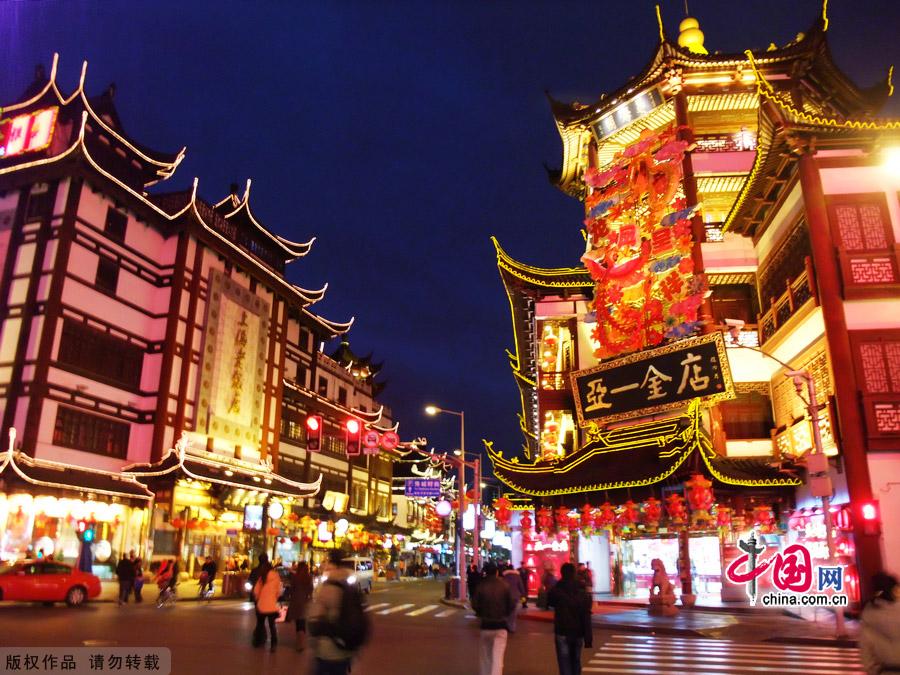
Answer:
[345,419,361,456]
[860,500,881,536]
[306,415,323,452]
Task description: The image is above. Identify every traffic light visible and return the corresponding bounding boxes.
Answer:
[76,520,94,543]
[860,500,881,536]
[306,414,323,452]
[345,418,361,456]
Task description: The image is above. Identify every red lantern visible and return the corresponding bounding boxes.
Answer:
[290,536,300,543]
[170,518,184,529]
[266,527,280,536]
[685,474,714,527]
[643,498,662,532]
[593,502,616,529]
[519,510,533,532]
[494,498,512,530]
[580,504,593,529]
[537,507,553,533]
[716,505,732,530]
[753,505,775,534]
[665,493,687,526]
[616,501,639,529]
[555,506,572,531]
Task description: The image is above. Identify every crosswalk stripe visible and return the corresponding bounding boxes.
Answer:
[434,609,457,618]
[364,603,390,613]
[405,604,439,616]
[598,646,861,664]
[588,635,864,675]
[378,603,415,615]
[609,634,858,655]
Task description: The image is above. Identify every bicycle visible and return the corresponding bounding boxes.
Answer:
[198,581,214,602]
[156,584,177,608]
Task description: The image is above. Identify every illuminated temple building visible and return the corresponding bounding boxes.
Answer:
[489,10,900,603]
[0,58,422,576]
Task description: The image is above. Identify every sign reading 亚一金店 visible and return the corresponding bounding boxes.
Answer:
[571,332,735,426]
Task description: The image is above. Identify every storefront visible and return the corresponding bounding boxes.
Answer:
[0,446,153,577]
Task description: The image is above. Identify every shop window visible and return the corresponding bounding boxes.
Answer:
[322,435,346,455]
[338,387,348,407]
[317,376,328,397]
[392,503,398,517]
[57,319,143,389]
[104,207,127,241]
[351,483,368,511]
[280,418,306,443]
[376,494,390,518]
[53,406,130,459]
[95,256,119,294]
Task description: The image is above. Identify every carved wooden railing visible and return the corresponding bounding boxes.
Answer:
[758,257,818,345]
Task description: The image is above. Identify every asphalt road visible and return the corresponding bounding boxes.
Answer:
[0,580,865,674]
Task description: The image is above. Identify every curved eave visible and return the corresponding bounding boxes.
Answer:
[492,237,592,290]
[223,180,315,260]
[352,405,384,423]
[302,308,354,337]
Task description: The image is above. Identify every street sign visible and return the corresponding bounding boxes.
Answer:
[363,430,381,450]
[404,478,441,498]
[571,332,735,426]
[380,431,400,450]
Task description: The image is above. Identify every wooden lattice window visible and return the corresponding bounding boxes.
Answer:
[851,332,900,395]
[771,348,831,429]
[757,220,811,311]
[827,194,898,289]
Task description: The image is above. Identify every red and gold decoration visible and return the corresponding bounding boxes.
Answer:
[753,504,776,534]
[665,493,687,527]
[616,500,640,530]
[493,497,512,531]
[537,506,554,534]
[593,502,616,529]
[715,505,732,532]
[581,126,704,358]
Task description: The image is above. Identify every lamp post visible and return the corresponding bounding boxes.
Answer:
[726,321,846,637]
[425,405,480,602]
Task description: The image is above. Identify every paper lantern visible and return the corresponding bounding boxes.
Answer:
[685,474,714,528]
[616,501,639,529]
[593,502,616,529]
[716,505,732,530]
[665,493,687,526]
[537,507,553,533]
[643,498,662,533]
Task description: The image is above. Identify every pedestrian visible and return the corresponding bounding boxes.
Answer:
[576,563,589,590]
[468,563,482,600]
[115,552,136,605]
[252,555,283,651]
[584,562,594,594]
[472,562,515,675]
[501,563,526,633]
[538,563,557,609]
[861,572,900,674]
[285,561,314,652]
[248,554,266,599]
[200,556,217,595]
[548,563,593,675]
[308,550,370,674]
[133,557,144,603]
[155,558,178,602]
[518,564,530,608]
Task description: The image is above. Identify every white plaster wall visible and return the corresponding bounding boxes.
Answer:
[755,182,804,264]
[844,299,900,331]
[578,531,612,594]
[701,231,757,272]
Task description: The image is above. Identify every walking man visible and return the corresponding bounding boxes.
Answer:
[548,563,593,675]
[115,552,136,605]
[518,564,530,608]
[501,563,526,632]
[472,562,515,675]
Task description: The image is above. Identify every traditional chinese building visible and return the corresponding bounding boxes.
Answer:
[488,8,900,603]
[0,57,418,577]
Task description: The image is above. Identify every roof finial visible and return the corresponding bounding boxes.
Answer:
[822,0,829,31]
[655,4,665,42]
[889,65,895,97]
[678,16,707,55]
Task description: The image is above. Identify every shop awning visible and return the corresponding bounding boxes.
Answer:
[0,446,154,503]
[486,402,802,497]
[124,437,321,500]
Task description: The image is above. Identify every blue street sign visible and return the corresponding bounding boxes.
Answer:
[404,479,441,498]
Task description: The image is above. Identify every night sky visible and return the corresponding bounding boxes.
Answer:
[2,1,899,459]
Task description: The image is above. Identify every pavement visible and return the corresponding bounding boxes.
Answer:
[2,579,866,674]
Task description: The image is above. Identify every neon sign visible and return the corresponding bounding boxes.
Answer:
[0,107,59,159]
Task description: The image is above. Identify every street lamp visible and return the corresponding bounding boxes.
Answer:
[726,320,846,637]
[424,404,481,602]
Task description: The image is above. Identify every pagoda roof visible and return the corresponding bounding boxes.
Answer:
[213,179,316,261]
[485,402,800,497]
[548,11,894,194]
[492,237,592,456]
[1,55,185,188]
[123,436,322,500]
[723,54,900,237]
[329,338,384,380]
[0,442,153,505]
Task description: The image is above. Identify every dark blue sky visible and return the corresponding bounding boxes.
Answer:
[3,1,899,457]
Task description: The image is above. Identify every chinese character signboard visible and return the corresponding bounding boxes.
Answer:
[571,332,735,426]
[0,107,58,158]
[404,479,441,498]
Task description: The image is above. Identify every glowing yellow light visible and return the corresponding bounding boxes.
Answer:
[883,147,900,176]
[425,405,439,416]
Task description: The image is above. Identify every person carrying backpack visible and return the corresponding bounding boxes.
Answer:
[308,550,371,675]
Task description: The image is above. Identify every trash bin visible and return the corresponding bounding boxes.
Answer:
[446,576,460,600]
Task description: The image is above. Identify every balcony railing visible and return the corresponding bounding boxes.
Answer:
[758,257,817,345]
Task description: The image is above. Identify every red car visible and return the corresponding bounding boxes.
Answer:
[0,560,102,606]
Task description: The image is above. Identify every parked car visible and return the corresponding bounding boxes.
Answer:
[339,556,374,594]
[0,560,102,606]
